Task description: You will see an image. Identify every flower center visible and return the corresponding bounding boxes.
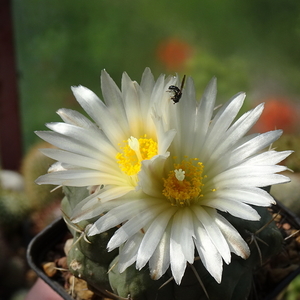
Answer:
[116,135,158,176]
[162,158,205,207]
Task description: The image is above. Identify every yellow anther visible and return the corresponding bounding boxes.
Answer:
[162,158,207,207]
[116,136,158,176]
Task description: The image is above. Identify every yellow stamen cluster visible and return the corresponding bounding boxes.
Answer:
[163,158,205,207]
[116,135,158,176]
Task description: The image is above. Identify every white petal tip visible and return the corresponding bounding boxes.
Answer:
[34,177,43,185]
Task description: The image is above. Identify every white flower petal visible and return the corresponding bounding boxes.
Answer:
[201,198,261,220]
[122,74,144,138]
[88,198,152,235]
[140,68,155,97]
[57,108,99,130]
[195,77,217,137]
[100,70,127,130]
[71,85,129,146]
[107,203,169,250]
[149,228,171,280]
[173,77,194,116]
[47,161,66,172]
[154,114,177,155]
[149,74,166,106]
[70,185,134,223]
[36,169,127,187]
[210,172,290,189]
[70,190,123,222]
[215,214,250,259]
[240,150,293,166]
[193,218,223,283]
[39,148,118,173]
[119,232,144,273]
[207,187,276,207]
[96,185,135,203]
[35,131,103,159]
[207,132,276,177]
[170,213,188,284]
[193,206,231,264]
[206,103,264,166]
[169,79,197,155]
[204,93,246,157]
[176,208,195,263]
[210,165,288,186]
[138,154,169,197]
[136,207,177,270]
[46,122,103,147]
[229,130,283,166]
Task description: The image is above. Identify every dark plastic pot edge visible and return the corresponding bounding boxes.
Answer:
[27,217,74,300]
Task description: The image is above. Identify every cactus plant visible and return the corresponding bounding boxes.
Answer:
[21,141,64,211]
[0,142,64,227]
[34,69,291,299]
[0,188,30,225]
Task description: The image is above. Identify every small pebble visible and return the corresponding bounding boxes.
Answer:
[42,262,57,277]
[282,223,291,230]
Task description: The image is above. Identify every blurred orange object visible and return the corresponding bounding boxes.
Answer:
[254,98,298,134]
[157,38,193,71]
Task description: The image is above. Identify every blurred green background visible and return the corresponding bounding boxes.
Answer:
[6,1,300,299]
[12,0,300,152]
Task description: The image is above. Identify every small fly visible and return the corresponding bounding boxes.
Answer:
[168,75,186,104]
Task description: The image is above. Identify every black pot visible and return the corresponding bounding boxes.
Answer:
[27,217,73,300]
[258,201,300,300]
[27,202,300,300]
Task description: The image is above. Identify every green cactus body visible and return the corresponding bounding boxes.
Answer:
[67,244,111,293]
[172,257,253,300]
[77,229,118,265]
[108,256,173,300]
[61,186,91,236]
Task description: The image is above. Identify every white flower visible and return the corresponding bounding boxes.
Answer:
[36,68,176,213]
[36,68,291,285]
